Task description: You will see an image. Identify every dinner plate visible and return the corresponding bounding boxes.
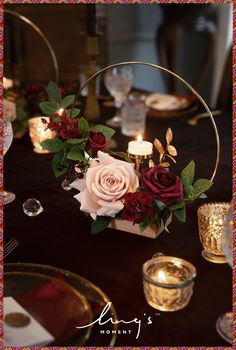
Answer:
[144,92,199,119]
[4,263,118,346]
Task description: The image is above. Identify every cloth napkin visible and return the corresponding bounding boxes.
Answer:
[16,274,100,345]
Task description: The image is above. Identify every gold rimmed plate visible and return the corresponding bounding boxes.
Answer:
[145,93,199,119]
[4,263,118,346]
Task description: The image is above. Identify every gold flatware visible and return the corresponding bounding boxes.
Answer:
[4,238,19,258]
[187,110,222,126]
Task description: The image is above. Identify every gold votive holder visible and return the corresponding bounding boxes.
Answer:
[28,117,56,154]
[197,202,230,264]
[143,255,196,312]
[127,152,153,173]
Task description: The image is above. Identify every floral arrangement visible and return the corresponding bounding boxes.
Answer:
[40,81,213,235]
[3,80,79,136]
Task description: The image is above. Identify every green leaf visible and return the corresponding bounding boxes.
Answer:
[139,221,149,233]
[181,160,195,187]
[41,139,63,153]
[92,125,115,140]
[52,151,68,177]
[66,138,87,145]
[107,150,132,163]
[53,117,60,123]
[67,148,84,161]
[60,95,75,109]
[68,108,80,119]
[162,209,172,231]
[153,205,161,227]
[47,81,61,103]
[199,193,208,199]
[168,201,185,211]
[135,187,143,192]
[79,117,90,136]
[192,179,213,199]
[39,101,58,115]
[184,184,194,195]
[91,216,111,234]
[154,200,166,211]
[173,204,186,223]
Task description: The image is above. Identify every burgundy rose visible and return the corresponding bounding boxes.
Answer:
[25,83,48,115]
[87,131,106,157]
[60,81,79,97]
[120,192,155,223]
[141,166,183,206]
[25,83,47,98]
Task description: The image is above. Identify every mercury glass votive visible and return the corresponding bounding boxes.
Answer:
[28,117,56,154]
[197,202,230,263]
[143,256,196,312]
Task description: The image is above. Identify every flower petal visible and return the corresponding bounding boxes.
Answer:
[97,199,124,212]
[97,151,129,167]
[80,188,100,214]
[86,165,101,192]
[71,178,86,192]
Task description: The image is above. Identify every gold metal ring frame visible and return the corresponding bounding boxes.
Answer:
[4,9,59,82]
[74,61,220,182]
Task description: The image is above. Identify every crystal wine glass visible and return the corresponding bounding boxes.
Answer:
[216,202,233,344]
[104,65,133,128]
[3,116,16,204]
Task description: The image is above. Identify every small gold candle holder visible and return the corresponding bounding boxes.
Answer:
[143,255,196,312]
[197,202,230,263]
[28,117,56,154]
[127,152,153,173]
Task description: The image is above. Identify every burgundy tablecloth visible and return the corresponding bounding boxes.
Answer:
[4,105,232,346]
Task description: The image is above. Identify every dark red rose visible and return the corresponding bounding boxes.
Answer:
[25,83,48,116]
[60,81,79,97]
[120,192,155,224]
[25,83,47,99]
[87,131,106,157]
[141,166,183,206]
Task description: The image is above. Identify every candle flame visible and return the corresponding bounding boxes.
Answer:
[58,108,64,116]
[3,77,13,90]
[137,135,142,143]
[157,270,166,282]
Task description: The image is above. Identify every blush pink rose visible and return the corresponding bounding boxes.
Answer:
[71,151,139,219]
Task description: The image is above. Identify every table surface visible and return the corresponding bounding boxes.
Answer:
[4,103,232,346]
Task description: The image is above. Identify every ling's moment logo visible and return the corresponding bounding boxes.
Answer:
[77,302,159,339]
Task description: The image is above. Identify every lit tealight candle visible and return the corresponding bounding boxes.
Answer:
[153,270,181,308]
[3,77,13,90]
[128,135,153,157]
[57,108,64,116]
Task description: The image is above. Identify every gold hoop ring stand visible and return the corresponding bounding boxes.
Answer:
[73,61,220,182]
[4,9,59,82]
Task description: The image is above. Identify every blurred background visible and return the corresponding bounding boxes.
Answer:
[4,3,232,110]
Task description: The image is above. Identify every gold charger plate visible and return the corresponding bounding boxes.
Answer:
[4,263,118,346]
[4,269,92,346]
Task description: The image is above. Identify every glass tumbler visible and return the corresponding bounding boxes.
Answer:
[143,255,196,312]
[121,95,147,136]
[28,117,56,154]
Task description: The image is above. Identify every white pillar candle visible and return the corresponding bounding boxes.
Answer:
[3,77,13,90]
[128,135,153,156]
